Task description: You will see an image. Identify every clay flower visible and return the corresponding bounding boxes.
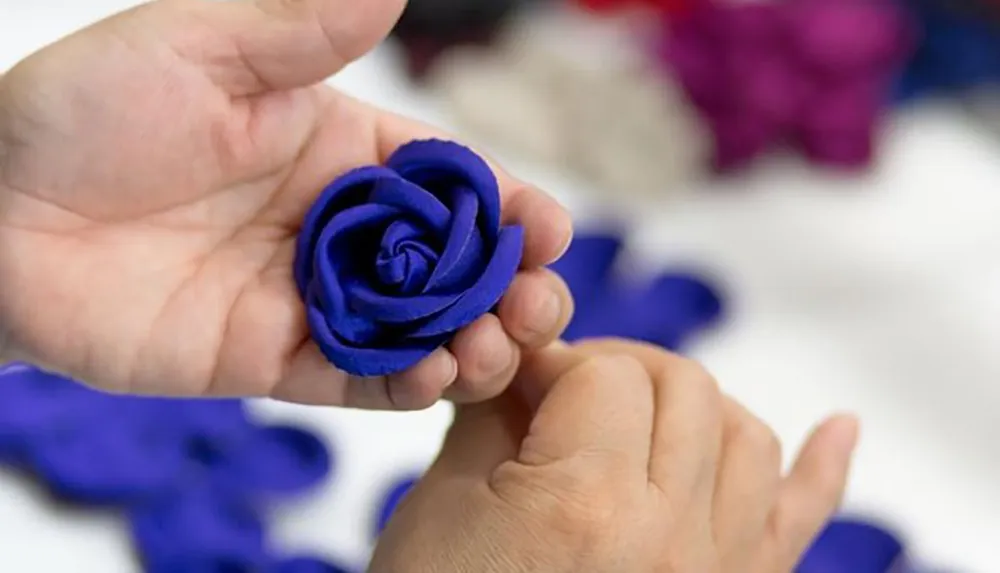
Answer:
[294,140,524,377]
[574,0,698,16]
[660,0,915,171]
[895,0,1000,102]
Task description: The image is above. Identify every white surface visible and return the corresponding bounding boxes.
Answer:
[2,2,999,571]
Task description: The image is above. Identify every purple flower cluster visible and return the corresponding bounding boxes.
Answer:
[660,0,916,171]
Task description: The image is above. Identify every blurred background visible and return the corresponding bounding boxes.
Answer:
[1,0,999,571]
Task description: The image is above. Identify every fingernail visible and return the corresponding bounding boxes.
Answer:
[552,231,573,263]
[524,289,561,337]
[441,352,459,388]
[548,339,571,350]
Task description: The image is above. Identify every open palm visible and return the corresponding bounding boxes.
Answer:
[0,0,572,408]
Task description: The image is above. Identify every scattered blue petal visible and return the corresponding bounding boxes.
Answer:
[374,474,420,538]
[270,556,356,573]
[549,232,724,349]
[798,517,907,572]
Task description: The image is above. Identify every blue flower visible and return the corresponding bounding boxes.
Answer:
[294,139,524,377]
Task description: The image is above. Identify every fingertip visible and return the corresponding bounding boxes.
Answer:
[784,413,860,510]
[768,413,861,568]
[385,348,458,410]
[808,413,861,466]
[503,186,573,268]
[446,315,520,403]
[451,315,513,380]
[498,269,574,348]
[270,343,353,406]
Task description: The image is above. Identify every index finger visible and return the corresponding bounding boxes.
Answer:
[374,110,573,268]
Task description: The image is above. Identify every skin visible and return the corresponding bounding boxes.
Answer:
[0,0,574,408]
[372,339,859,573]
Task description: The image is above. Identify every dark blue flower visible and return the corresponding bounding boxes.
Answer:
[894,0,1000,102]
[798,518,906,572]
[294,139,524,377]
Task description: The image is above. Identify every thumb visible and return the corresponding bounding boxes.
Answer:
[430,393,529,479]
[429,343,591,478]
[128,0,404,95]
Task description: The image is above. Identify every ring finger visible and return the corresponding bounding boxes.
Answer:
[713,397,783,569]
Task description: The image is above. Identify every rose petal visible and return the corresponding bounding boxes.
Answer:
[381,219,433,252]
[423,185,485,292]
[377,219,440,294]
[375,240,439,294]
[368,177,451,237]
[406,225,524,338]
[312,204,402,344]
[375,251,409,285]
[306,288,447,377]
[294,166,400,295]
[343,225,523,328]
[342,278,462,323]
[386,139,502,242]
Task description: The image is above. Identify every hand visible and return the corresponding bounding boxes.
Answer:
[0,0,573,407]
[370,339,859,573]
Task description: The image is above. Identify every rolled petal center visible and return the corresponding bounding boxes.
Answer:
[375,225,439,294]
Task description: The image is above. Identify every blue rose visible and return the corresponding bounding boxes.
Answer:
[294,139,525,377]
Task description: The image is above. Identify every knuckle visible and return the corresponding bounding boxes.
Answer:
[387,377,440,411]
[566,354,628,385]
[737,416,782,461]
[657,356,723,401]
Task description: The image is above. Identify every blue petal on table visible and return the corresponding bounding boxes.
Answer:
[373,474,420,538]
[29,416,186,505]
[167,398,254,442]
[562,270,724,350]
[130,489,269,572]
[796,518,906,572]
[0,364,101,462]
[270,556,356,573]
[631,273,725,349]
[548,232,624,308]
[208,425,333,497]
